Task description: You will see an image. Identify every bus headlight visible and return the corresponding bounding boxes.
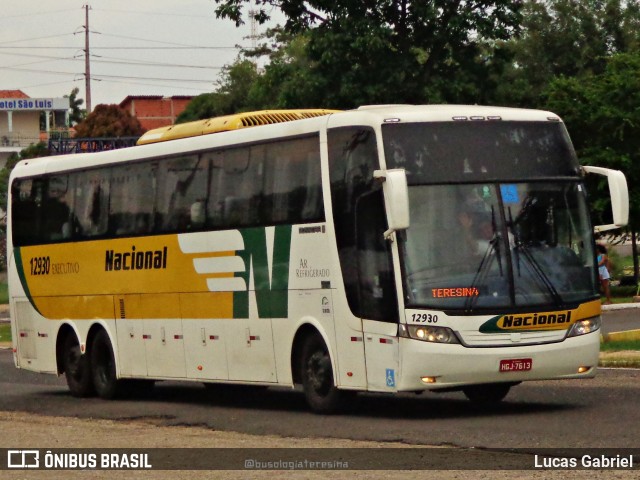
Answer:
[399,325,460,344]
[567,317,601,338]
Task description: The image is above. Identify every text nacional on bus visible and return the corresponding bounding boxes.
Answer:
[104,246,168,272]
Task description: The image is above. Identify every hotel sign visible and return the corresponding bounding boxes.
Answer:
[0,98,68,111]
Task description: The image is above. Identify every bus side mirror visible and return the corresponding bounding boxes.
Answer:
[373,168,410,239]
[582,165,629,232]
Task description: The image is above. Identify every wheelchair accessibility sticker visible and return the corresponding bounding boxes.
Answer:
[386,369,396,387]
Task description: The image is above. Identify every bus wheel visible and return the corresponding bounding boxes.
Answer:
[300,334,345,414]
[91,330,122,400]
[62,333,95,397]
[463,383,511,406]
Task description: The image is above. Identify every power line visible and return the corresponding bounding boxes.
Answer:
[92,7,213,19]
[92,73,214,84]
[0,33,76,45]
[0,50,225,70]
[96,32,224,49]
[0,51,76,62]
[2,66,78,77]
[21,79,81,89]
[95,77,212,92]
[0,5,256,103]
[90,56,224,70]
[3,65,214,84]
[0,45,244,50]
[0,8,77,20]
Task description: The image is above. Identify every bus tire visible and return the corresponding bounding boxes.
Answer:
[463,383,511,406]
[300,334,346,414]
[91,329,122,400]
[62,333,95,398]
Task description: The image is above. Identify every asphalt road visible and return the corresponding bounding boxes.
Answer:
[602,307,640,335]
[1,349,639,450]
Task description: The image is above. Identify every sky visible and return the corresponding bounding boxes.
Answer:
[0,0,274,110]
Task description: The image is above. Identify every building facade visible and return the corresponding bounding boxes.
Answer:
[0,90,69,167]
[119,95,193,131]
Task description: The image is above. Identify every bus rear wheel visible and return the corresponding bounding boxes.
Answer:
[62,333,95,397]
[300,334,347,414]
[462,383,512,406]
[91,329,122,399]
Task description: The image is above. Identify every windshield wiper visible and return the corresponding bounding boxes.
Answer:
[507,207,564,306]
[464,207,503,313]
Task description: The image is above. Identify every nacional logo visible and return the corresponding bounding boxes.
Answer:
[104,246,168,271]
[480,309,577,333]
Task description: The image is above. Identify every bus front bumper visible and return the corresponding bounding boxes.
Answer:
[397,331,600,392]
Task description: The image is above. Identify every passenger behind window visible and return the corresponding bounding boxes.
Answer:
[43,179,72,241]
[135,213,152,234]
[223,196,245,227]
[189,200,206,230]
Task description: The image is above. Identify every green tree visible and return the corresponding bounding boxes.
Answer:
[244,29,320,108]
[214,0,523,107]
[66,87,86,125]
[176,93,229,123]
[498,0,640,107]
[546,52,640,278]
[73,104,145,137]
[177,60,261,123]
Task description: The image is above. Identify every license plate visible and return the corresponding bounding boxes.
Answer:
[499,358,532,372]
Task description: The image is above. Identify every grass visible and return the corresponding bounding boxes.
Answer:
[0,279,9,344]
[606,284,637,304]
[0,323,11,344]
[607,296,635,304]
[600,339,640,352]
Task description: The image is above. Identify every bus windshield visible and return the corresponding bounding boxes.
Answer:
[383,122,597,311]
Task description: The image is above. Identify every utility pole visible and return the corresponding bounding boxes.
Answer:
[84,4,92,113]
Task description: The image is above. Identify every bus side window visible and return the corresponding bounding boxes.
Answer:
[220,146,263,228]
[109,163,156,237]
[156,155,208,232]
[263,136,323,225]
[301,151,323,222]
[356,189,398,320]
[11,178,43,246]
[42,175,72,242]
[329,126,398,322]
[73,170,110,238]
[207,152,225,228]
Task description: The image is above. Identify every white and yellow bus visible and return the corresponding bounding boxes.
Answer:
[7,105,628,413]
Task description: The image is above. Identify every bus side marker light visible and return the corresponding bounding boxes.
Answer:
[347,372,353,377]
[421,376,438,384]
[197,365,203,371]
[578,366,591,374]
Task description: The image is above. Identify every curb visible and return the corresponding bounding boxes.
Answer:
[602,303,640,311]
[605,329,640,342]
